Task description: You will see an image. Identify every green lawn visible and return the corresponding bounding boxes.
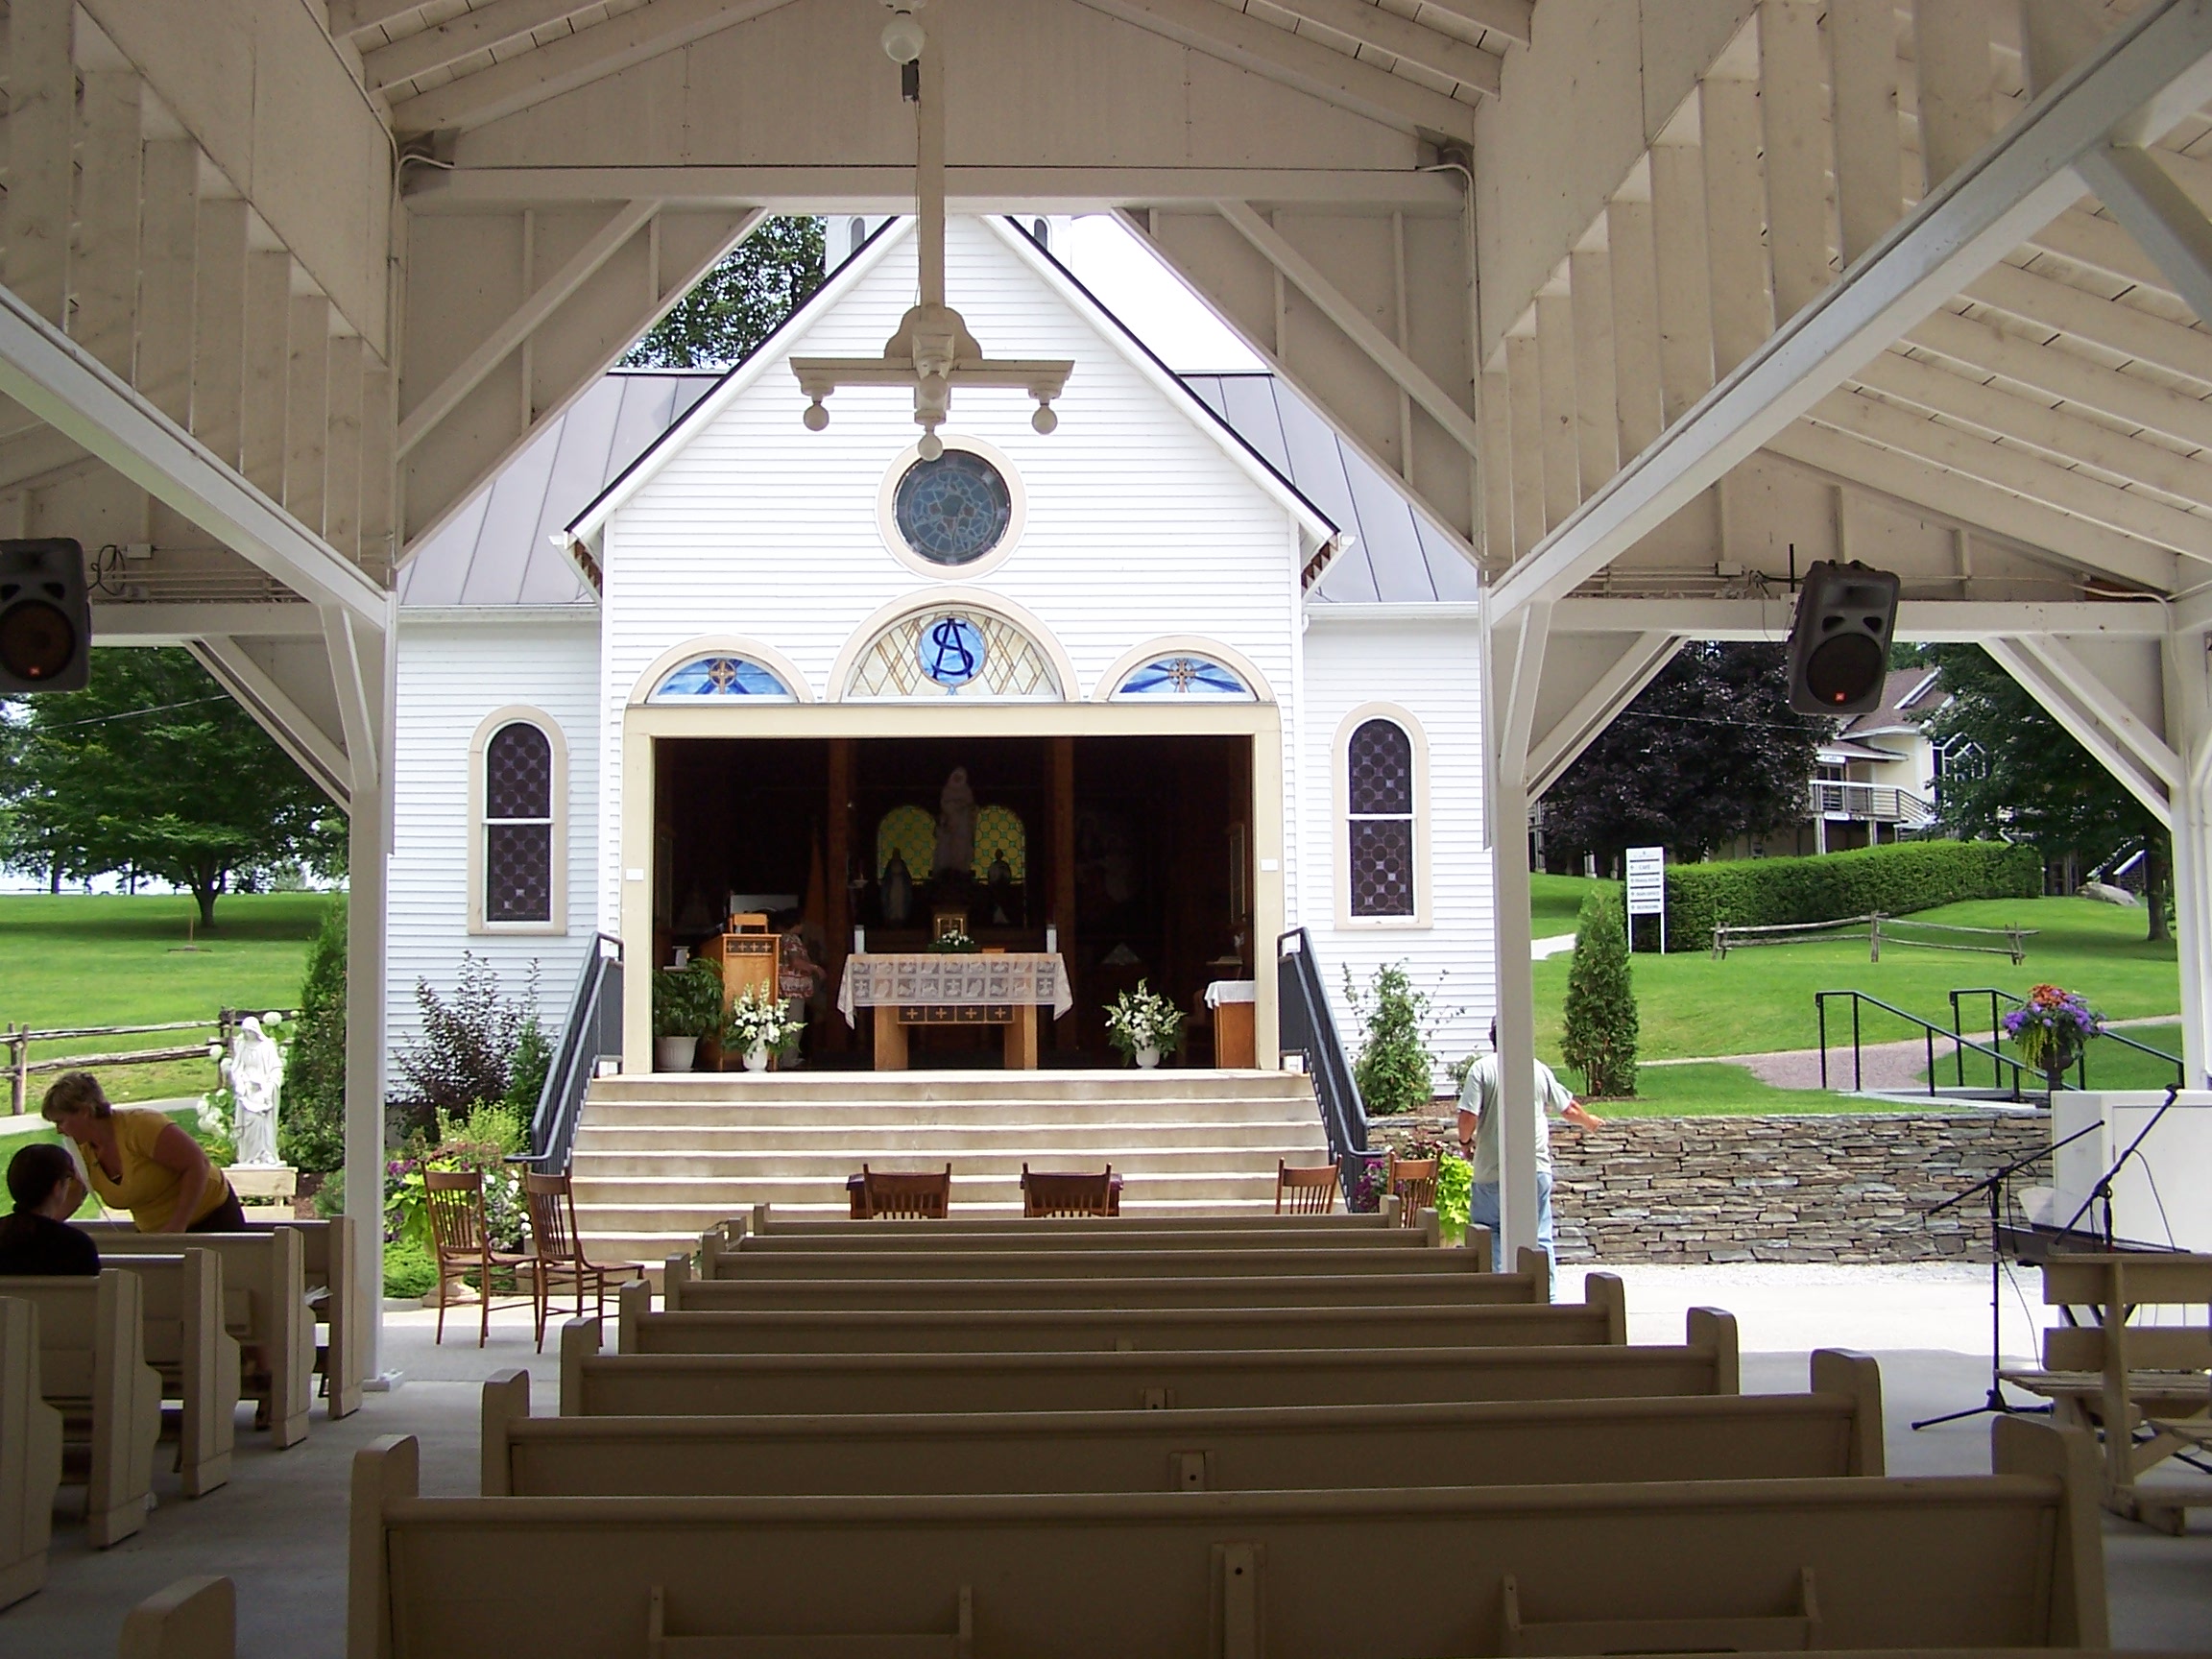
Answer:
[1530,874,1608,935]
[1913,1021,2187,1094]
[0,893,331,1106]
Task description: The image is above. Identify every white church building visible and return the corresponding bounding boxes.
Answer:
[386,215,1491,1074]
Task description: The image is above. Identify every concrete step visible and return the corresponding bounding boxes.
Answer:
[571,1148,1325,1188]
[585,1198,1299,1261]
[575,1099,1318,1129]
[587,1070,1316,1107]
[571,1120,1318,1154]
[577,1173,1297,1222]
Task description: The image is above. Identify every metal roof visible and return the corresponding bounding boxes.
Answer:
[1180,373,1482,607]
[397,370,719,609]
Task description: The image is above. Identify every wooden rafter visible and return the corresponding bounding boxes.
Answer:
[364,0,610,92]
[1246,0,1503,97]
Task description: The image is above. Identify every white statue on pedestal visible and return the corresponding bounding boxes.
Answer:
[935,766,976,879]
[223,1015,286,1166]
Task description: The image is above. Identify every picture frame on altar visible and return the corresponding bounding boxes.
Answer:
[932,908,969,942]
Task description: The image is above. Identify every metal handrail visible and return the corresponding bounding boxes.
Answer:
[1276,927,1367,1187]
[1815,988,2032,1101]
[1950,986,2183,1092]
[527,933,624,1172]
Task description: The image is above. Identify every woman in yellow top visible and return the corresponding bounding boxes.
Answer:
[40,1071,246,1233]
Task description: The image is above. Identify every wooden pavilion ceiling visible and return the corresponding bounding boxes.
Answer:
[333,0,1526,127]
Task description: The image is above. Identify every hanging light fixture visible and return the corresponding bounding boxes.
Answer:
[790,0,1071,455]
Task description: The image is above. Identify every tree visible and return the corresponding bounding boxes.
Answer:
[1919,644,2169,942]
[623,217,827,367]
[278,900,349,1176]
[1560,888,1639,1096]
[0,649,344,925]
[1541,641,1830,870]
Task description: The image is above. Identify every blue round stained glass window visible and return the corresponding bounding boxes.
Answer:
[918,615,987,687]
[893,449,1013,565]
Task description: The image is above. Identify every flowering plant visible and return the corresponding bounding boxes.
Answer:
[2003,983,2103,1083]
[725,985,803,1057]
[1342,1152,1390,1214]
[1104,980,1185,1061]
[927,929,980,954]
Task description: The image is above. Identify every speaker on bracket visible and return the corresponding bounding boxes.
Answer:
[0,538,90,692]
[1785,559,1899,715]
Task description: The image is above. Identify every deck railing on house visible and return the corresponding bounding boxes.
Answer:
[526,933,623,1173]
[1276,927,1367,1188]
[1811,781,1936,827]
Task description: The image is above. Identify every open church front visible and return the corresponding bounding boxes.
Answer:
[647,730,1261,1068]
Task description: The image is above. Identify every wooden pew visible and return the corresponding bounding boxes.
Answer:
[618,1275,1624,1357]
[741,1201,1407,1239]
[118,1575,235,1659]
[488,1349,1881,1498]
[2001,1251,2212,1532]
[83,1216,358,1421]
[350,1416,2104,1659]
[101,1252,239,1497]
[560,1307,1737,1417]
[0,1270,160,1546]
[665,1249,1551,1311]
[1,1297,63,1610]
[74,1225,315,1445]
[698,1242,1499,1283]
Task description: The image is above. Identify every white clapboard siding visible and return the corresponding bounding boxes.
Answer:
[1297,616,1493,1068]
[388,614,602,1055]
[595,218,1309,926]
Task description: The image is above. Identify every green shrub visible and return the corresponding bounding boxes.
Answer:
[382,1237,436,1300]
[1664,839,2041,952]
[1560,889,1638,1096]
[1344,963,1433,1116]
[652,960,725,1039]
[279,899,348,1174]
[1434,1154,1472,1243]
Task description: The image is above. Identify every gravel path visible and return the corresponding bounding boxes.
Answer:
[1640,1013,2178,1094]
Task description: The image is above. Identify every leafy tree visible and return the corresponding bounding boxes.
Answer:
[1919,644,2169,942]
[1560,888,1639,1096]
[1344,962,1433,1116]
[0,648,344,925]
[279,900,349,1176]
[1542,642,1830,870]
[622,217,827,367]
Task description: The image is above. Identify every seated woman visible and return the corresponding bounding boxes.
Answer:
[0,1142,100,1275]
[40,1070,245,1234]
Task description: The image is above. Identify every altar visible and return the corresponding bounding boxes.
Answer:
[838,951,1073,1070]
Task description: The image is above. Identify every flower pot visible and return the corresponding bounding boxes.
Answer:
[655,1035,699,1072]
[1135,1045,1161,1070]
[744,1043,770,1072]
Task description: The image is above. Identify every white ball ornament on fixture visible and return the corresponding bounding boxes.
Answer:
[802,398,830,432]
[1031,402,1058,435]
[880,6,925,63]
[917,433,945,462]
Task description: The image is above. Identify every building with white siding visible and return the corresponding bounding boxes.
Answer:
[390,216,1491,1074]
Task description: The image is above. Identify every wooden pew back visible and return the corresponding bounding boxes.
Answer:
[0,1297,63,1610]
[0,1270,160,1546]
[118,1575,235,1659]
[560,1308,1737,1417]
[619,1275,1624,1357]
[741,1203,1406,1239]
[352,1417,2104,1659]
[102,1252,238,1497]
[701,1242,1493,1282]
[665,1251,1548,1311]
[79,1226,315,1445]
[487,1350,1882,1499]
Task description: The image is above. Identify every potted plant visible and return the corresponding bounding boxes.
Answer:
[1105,980,1185,1070]
[652,960,723,1071]
[726,985,803,1072]
[2004,982,2104,1093]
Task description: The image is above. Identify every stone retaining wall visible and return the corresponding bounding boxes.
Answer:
[1367,1109,2049,1264]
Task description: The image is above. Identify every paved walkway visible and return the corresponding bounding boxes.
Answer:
[1639,1014,2179,1094]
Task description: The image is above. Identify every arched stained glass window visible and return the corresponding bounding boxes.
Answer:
[652,654,793,701]
[1347,718,1414,919]
[485,722,553,925]
[877,805,937,879]
[847,611,1061,700]
[974,805,1026,880]
[1115,655,1251,699]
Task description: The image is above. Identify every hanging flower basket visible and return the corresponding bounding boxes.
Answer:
[2003,983,2104,1092]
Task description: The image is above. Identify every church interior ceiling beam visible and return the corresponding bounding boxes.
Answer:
[1480,0,2212,625]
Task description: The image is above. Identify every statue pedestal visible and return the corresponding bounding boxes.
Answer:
[228,1164,299,1220]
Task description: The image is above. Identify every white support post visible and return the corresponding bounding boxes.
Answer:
[1487,599,1551,1260]
[2164,630,2212,1085]
[339,600,394,1386]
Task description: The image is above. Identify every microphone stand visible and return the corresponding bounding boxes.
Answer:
[2057,1082,2182,1250]
[1910,1117,2104,1431]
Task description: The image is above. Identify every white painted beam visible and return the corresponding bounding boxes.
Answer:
[1215,203,1479,458]
[397,200,660,458]
[2075,142,2212,324]
[188,637,351,806]
[1405,0,1530,47]
[1487,0,2212,622]
[1526,630,1680,798]
[2015,631,2182,788]
[329,0,433,36]
[1911,307,2212,454]
[365,0,607,90]
[1915,0,1999,187]
[1985,634,2172,822]
[1831,0,1905,264]
[321,604,379,793]
[1256,0,1503,97]
[1554,596,2173,641]
[92,603,325,642]
[2,0,73,325]
[0,281,385,626]
[1962,262,2212,388]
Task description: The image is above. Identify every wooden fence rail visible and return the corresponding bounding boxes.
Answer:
[6,1009,295,1115]
[1712,913,2033,965]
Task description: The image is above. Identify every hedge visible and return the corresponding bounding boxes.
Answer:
[1661,839,2042,952]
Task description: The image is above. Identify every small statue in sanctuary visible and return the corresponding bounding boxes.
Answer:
[936,766,977,878]
[223,1015,285,1167]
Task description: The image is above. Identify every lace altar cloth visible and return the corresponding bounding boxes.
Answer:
[838,952,1073,1023]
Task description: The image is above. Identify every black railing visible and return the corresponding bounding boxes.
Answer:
[1951,986,2183,1093]
[1277,928,1367,1176]
[1815,989,2033,1100]
[527,933,623,1172]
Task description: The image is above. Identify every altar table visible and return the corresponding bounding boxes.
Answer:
[838,952,1073,1070]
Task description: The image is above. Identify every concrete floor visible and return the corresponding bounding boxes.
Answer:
[5,1265,2208,1656]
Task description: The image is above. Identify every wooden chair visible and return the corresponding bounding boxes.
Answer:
[1274,1160,1339,1215]
[524,1172,640,1354]
[1020,1164,1119,1217]
[852,1165,952,1220]
[1387,1155,1438,1227]
[423,1169,535,1348]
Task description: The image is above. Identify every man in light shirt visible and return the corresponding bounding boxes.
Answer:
[1456,1018,1601,1263]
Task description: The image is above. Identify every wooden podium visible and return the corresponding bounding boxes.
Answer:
[693,926,780,1069]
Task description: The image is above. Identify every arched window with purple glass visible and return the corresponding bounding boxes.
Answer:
[483,721,554,926]
[1346,717,1416,919]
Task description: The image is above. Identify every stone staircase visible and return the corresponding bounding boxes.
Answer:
[570,1069,1331,1265]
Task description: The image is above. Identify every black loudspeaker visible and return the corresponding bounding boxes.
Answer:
[1786,559,1899,715]
[0,538,90,692]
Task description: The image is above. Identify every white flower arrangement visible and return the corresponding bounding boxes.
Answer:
[1104,980,1185,1063]
[726,985,803,1057]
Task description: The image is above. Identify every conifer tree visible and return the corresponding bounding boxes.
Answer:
[1560,888,1638,1097]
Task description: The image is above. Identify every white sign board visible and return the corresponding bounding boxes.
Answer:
[1624,846,1666,952]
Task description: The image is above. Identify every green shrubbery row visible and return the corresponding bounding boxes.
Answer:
[1663,839,2041,952]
